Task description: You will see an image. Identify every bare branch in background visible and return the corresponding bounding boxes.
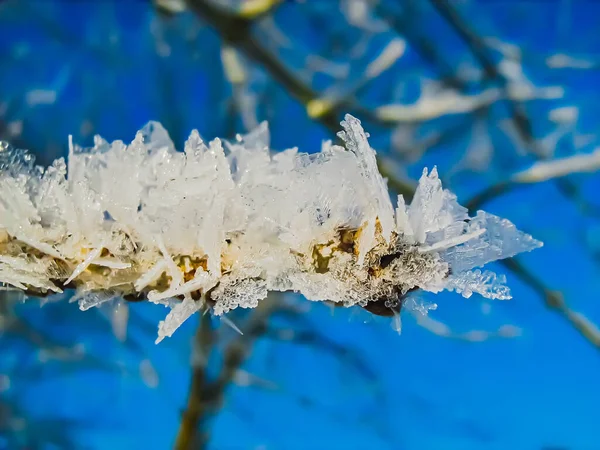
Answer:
[501,258,600,351]
[429,0,600,220]
[429,0,538,150]
[175,296,278,450]
[513,147,600,183]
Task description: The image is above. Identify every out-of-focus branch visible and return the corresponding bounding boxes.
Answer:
[466,148,600,216]
[374,87,498,124]
[237,0,282,20]
[513,147,600,183]
[464,180,513,212]
[174,311,214,450]
[262,317,394,443]
[429,0,537,151]
[415,314,522,342]
[502,258,600,350]
[380,0,595,222]
[220,44,262,133]
[464,161,600,351]
[187,0,335,128]
[374,1,467,91]
[428,0,600,220]
[174,296,278,450]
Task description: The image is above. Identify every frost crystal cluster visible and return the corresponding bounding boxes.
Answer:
[0,115,542,342]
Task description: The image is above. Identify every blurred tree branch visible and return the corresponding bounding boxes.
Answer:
[429,0,600,219]
[174,311,213,450]
[429,0,536,147]
[175,296,277,450]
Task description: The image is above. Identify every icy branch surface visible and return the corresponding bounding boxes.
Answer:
[0,115,542,342]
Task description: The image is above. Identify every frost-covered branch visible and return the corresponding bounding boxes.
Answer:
[0,0,547,348]
[0,115,541,344]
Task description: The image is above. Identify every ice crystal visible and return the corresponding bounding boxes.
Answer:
[0,115,542,342]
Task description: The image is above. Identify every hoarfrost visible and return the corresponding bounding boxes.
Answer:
[445,270,511,300]
[156,295,201,344]
[0,114,542,342]
[73,290,119,311]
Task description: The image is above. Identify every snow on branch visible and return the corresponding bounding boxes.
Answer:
[0,115,542,342]
[513,147,600,183]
